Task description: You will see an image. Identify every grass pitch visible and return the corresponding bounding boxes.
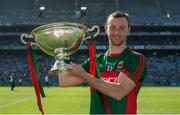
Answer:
[0,86,180,114]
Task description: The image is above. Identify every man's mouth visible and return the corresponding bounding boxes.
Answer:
[114,36,120,40]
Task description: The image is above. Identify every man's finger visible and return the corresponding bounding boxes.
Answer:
[68,64,74,70]
[70,62,79,68]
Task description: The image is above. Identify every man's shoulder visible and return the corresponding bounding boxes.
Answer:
[128,49,145,58]
[96,53,105,58]
[125,49,146,63]
[95,52,106,64]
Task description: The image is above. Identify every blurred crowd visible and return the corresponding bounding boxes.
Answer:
[0,50,179,86]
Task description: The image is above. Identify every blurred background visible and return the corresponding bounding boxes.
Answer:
[0,0,180,87]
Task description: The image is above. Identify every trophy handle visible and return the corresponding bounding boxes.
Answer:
[84,25,100,41]
[91,25,100,37]
[20,33,36,46]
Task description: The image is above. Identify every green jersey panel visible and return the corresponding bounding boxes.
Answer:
[122,51,147,83]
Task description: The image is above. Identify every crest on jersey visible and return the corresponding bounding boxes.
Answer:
[117,61,124,69]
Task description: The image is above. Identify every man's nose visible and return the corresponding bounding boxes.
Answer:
[114,30,121,35]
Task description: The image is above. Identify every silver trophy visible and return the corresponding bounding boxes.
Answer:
[21,22,100,75]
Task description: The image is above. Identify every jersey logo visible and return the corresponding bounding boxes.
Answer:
[99,63,103,68]
[100,72,119,84]
[117,61,124,69]
[101,76,118,84]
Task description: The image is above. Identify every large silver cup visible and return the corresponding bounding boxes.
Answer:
[30,22,99,75]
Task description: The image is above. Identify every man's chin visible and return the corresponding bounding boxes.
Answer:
[111,41,123,46]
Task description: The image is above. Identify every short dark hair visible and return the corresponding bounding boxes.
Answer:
[106,11,130,27]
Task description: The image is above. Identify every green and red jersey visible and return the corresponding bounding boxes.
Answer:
[81,48,147,114]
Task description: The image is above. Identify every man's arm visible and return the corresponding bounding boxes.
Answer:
[59,72,84,87]
[69,63,135,100]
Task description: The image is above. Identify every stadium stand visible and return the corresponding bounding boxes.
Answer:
[0,0,180,86]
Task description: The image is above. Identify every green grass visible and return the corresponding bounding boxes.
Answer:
[138,87,180,114]
[0,86,180,114]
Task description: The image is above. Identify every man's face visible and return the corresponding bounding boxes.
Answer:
[105,17,130,46]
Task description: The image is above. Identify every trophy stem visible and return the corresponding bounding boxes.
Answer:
[48,48,69,75]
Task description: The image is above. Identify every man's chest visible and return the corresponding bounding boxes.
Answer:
[98,57,125,83]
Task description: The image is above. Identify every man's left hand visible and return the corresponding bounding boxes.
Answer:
[68,62,88,78]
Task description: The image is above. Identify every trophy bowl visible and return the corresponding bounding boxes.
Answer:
[31,22,89,75]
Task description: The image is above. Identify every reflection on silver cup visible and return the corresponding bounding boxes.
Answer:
[31,22,99,75]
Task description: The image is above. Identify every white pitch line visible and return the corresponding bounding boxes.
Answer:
[0,97,32,109]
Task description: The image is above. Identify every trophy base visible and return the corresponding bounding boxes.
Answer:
[48,58,70,76]
[48,66,69,76]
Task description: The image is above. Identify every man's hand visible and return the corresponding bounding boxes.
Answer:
[68,62,88,78]
[58,63,86,86]
[58,62,91,87]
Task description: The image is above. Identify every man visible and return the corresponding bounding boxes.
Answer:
[59,11,147,114]
[45,75,49,87]
[10,73,15,91]
[18,78,22,86]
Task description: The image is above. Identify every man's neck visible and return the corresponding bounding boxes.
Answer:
[109,44,126,54]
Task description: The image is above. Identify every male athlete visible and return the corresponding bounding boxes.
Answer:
[45,75,49,87]
[10,73,15,91]
[59,11,147,114]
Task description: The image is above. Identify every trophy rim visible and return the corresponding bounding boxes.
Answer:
[31,22,88,57]
[31,22,88,37]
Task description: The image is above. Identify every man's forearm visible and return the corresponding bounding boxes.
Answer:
[83,73,124,100]
[67,63,135,100]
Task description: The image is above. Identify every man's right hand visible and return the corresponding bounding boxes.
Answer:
[58,71,84,87]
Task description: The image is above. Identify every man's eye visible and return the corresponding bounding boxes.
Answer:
[110,27,116,30]
[119,27,127,30]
